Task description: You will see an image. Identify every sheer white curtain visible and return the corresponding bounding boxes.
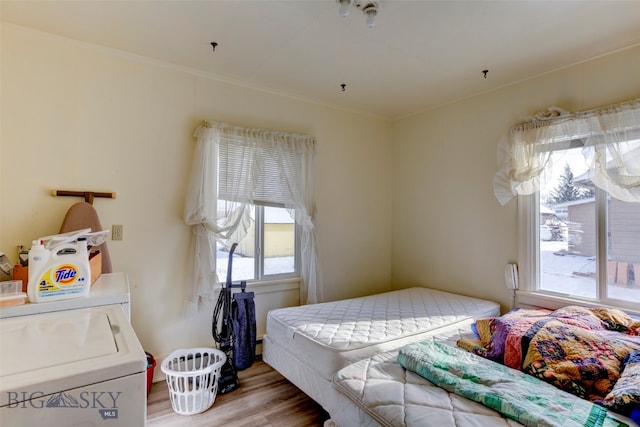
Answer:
[494,98,640,205]
[183,121,321,316]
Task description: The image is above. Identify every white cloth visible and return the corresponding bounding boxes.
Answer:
[183,121,321,316]
[493,98,640,205]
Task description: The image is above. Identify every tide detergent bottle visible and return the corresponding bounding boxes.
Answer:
[27,237,91,303]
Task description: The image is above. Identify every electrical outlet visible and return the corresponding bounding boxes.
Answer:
[112,224,124,241]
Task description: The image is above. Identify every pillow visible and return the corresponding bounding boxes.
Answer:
[474,308,552,362]
[604,350,640,414]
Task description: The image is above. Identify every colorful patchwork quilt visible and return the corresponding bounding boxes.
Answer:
[457,306,640,415]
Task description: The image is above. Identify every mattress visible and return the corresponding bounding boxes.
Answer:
[264,287,500,381]
[332,329,525,427]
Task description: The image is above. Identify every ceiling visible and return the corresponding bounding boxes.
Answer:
[2,0,640,119]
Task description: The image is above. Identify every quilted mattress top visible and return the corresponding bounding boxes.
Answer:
[332,330,524,427]
[266,287,500,351]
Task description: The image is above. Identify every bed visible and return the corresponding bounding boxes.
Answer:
[332,306,639,427]
[264,287,639,426]
[262,287,500,417]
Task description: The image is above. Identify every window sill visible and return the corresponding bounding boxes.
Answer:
[244,276,301,295]
[516,290,640,317]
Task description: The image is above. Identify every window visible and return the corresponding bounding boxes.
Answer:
[215,203,299,282]
[520,146,640,311]
[213,133,302,283]
[184,121,320,313]
[493,99,640,313]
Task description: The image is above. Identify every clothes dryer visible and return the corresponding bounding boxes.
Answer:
[0,304,146,426]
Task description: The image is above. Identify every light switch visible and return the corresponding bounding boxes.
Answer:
[112,224,123,241]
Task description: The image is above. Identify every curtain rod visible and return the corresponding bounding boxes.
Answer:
[197,120,315,140]
[513,97,640,132]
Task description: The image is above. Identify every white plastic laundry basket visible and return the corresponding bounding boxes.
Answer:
[161,348,226,415]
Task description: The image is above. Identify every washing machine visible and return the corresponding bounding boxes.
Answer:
[0,273,146,426]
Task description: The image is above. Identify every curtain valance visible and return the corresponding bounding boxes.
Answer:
[493,98,640,205]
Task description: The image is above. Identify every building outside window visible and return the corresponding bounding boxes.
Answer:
[216,204,298,282]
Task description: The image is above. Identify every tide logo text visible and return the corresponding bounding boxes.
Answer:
[54,265,78,284]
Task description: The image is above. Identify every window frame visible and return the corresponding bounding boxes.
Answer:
[253,203,301,281]
[216,202,301,284]
[517,191,639,314]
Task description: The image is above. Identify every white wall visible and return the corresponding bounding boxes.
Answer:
[391,44,640,311]
[0,25,393,364]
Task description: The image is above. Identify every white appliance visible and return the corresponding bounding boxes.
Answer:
[0,272,132,320]
[0,274,146,426]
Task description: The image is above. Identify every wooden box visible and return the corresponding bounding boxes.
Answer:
[89,250,102,286]
[12,264,29,293]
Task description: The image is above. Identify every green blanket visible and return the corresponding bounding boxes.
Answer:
[397,341,628,427]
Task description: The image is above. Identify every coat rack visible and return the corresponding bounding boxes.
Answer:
[51,190,116,205]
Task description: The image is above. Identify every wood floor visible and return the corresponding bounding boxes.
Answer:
[147,358,330,427]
